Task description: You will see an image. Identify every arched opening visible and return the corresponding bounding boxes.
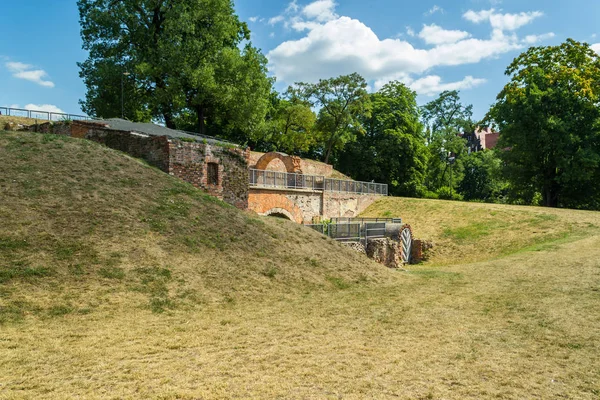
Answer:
[268,212,292,220]
[255,152,302,174]
[264,207,296,222]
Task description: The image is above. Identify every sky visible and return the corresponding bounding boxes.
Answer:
[1,0,599,120]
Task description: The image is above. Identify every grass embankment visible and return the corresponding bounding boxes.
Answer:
[0,130,387,321]
[1,130,599,399]
[0,115,44,128]
[362,196,600,265]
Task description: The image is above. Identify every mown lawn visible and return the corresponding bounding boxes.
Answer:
[1,131,599,399]
[362,196,600,265]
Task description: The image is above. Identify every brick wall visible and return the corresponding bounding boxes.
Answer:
[249,150,334,177]
[26,120,250,210]
[86,128,171,172]
[247,189,306,223]
[168,142,250,210]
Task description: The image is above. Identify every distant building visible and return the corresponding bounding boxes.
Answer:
[475,127,500,150]
[460,127,500,153]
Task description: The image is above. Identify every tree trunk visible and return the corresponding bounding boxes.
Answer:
[324,134,336,164]
[164,113,175,129]
[543,185,559,207]
[197,105,206,136]
[542,167,559,207]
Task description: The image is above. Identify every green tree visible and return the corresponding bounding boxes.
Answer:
[488,39,600,209]
[262,92,317,155]
[422,90,474,145]
[78,0,272,138]
[296,73,371,163]
[422,91,473,194]
[458,150,506,201]
[337,81,427,196]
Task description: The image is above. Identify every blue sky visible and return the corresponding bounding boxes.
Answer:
[1,0,599,120]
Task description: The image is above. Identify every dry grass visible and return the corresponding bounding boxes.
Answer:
[0,130,389,319]
[1,131,599,399]
[361,196,600,265]
[0,115,44,128]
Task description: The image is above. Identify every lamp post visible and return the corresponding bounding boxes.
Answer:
[121,72,130,119]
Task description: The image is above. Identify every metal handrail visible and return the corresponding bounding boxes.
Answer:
[249,169,388,196]
[0,106,94,121]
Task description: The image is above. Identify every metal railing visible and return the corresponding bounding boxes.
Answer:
[249,169,388,196]
[331,217,402,225]
[249,169,325,190]
[305,222,389,244]
[0,106,93,122]
[324,178,388,196]
[328,223,362,242]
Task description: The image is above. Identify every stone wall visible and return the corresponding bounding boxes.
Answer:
[247,189,314,224]
[247,189,379,223]
[249,150,334,177]
[168,142,249,210]
[322,193,378,219]
[86,128,171,171]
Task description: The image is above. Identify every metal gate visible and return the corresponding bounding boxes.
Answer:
[400,227,412,263]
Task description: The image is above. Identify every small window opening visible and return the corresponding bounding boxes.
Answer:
[207,162,219,186]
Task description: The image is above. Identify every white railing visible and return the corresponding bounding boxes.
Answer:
[249,169,388,196]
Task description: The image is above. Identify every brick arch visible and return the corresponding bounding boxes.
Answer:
[255,152,302,174]
[265,208,295,221]
[248,192,305,224]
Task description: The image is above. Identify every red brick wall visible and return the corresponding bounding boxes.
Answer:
[247,190,305,223]
[168,142,250,210]
[249,151,334,177]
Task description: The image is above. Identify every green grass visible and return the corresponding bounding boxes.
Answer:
[0,130,384,319]
[361,196,599,265]
[1,130,600,399]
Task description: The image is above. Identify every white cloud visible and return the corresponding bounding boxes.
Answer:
[522,32,555,44]
[408,75,487,96]
[269,15,285,25]
[302,0,337,22]
[266,2,546,96]
[419,24,471,45]
[286,0,299,13]
[463,9,543,31]
[5,61,55,88]
[24,104,65,114]
[592,43,600,54]
[249,16,259,23]
[268,16,522,84]
[7,104,66,120]
[425,5,444,16]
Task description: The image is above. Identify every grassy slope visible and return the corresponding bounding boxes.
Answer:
[0,115,44,127]
[362,196,600,265]
[1,131,600,399]
[0,131,389,320]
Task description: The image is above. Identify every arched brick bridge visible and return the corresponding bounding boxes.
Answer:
[247,152,388,224]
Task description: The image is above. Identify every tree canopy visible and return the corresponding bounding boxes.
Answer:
[78,0,272,138]
[296,73,371,163]
[337,81,427,196]
[488,39,600,209]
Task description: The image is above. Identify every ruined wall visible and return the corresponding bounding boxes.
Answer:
[322,193,378,219]
[26,120,250,210]
[85,128,171,172]
[249,151,334,177]
[168,142,249,210]
[247,189,321,224]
